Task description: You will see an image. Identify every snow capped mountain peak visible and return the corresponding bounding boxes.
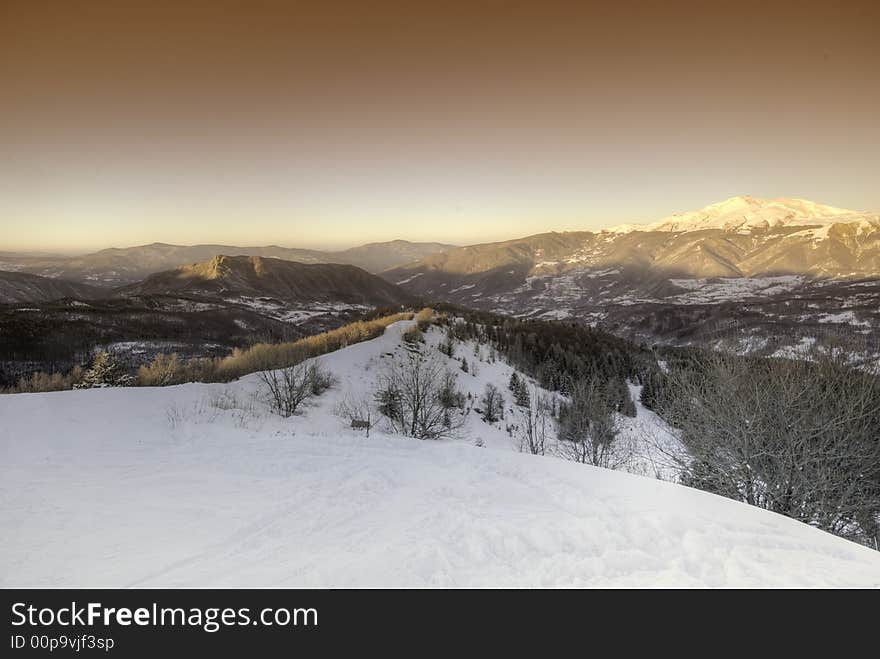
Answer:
[608,196,874,234]
[704,194,762,212]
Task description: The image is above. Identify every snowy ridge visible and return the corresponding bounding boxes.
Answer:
[1,320,879,587]
[607,196,879,234]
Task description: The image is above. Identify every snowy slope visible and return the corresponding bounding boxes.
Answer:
[2,320,879,587]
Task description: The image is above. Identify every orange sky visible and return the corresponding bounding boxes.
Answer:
[1,0,878,252]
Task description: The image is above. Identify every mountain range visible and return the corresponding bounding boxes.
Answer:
[375,197,879,359]
[0,239,455,287]
[609,195,877,233]
[384,197,880,301]
[3,198,878,299]
[2,196,879,375]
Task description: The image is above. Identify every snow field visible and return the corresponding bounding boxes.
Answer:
[2,320,879,587]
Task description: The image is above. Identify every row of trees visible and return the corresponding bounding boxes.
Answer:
[432,305,652,391]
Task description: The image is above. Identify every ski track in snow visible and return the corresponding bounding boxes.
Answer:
[1,321,879,587]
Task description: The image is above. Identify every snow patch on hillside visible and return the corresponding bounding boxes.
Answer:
[667,276,805,302]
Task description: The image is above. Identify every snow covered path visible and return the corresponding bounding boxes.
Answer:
[2,323,879,587]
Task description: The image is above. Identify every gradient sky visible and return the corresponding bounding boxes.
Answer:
[2,0,878,253]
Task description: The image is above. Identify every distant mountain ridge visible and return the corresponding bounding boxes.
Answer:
[120,255,413,306]
[384,197,880,298]
[609,196,879,234]
[0,271,104,304]
[0,240,456,287]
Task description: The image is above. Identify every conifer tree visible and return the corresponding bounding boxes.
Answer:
[514,379,531,408]
[74,351,130,389]
[508,371,520,392]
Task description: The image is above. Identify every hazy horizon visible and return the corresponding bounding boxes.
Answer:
[2,192,879,256]
[2,1,879,252]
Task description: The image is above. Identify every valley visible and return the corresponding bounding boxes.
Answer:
[3,197,880,388]
[0,255,412,388]
[2,213,879,583]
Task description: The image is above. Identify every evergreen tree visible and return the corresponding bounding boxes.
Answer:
[438,329,456,357]
[514,379,531,408]
[621,383,636,417]
[375,383,402,420]
[508,371,520,392]
[605,377,635,417]
[74,351,130,389]
[438,371,464,409]
[640,372,661,410]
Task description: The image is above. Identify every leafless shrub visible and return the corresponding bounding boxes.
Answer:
[137,353,185,386]
[259,363,310,417]
[414,307,434,331]
[207,388,241,410]
[655,351,880,547]
[7,366,84,393]
[205,388,263,428]
[306,361,336,395]
[165,404,185,430]
[165,398,220,431]
[259,359,335,418]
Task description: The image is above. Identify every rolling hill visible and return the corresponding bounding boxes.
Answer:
[120,254,413,306]
[0,270,105,304]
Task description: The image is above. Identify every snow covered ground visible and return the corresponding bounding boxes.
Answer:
[666,276,806,303]
[2,320,879,587]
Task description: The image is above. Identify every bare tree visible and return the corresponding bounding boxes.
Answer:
[374,348,465,439]
[655,351,880,546]
[259,359,333,417]
[516,388,552,456]
[557,377,629,468]
[480,383,504,423]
